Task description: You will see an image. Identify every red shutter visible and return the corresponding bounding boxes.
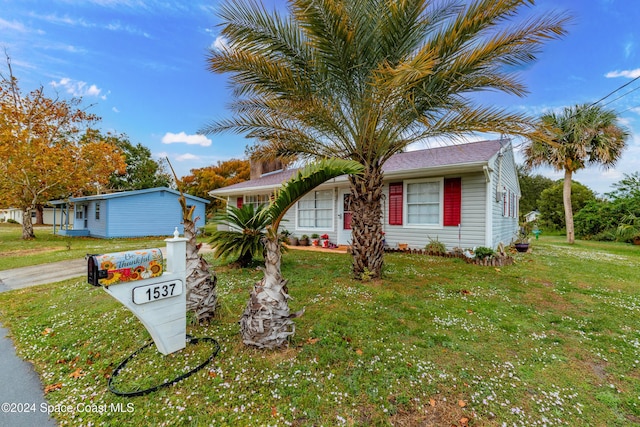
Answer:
[388,183,403,225]
[236,197,243,208]
[443,178,461,226]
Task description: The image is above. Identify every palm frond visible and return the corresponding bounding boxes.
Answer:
[267,158,364,231]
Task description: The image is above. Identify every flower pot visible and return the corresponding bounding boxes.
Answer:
[515,243,529,253]
[288,237,299,246]
[322,240,329,248]
[299,238,309,246]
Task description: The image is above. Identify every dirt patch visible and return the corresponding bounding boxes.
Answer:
[0,247,66,257]
[389,398,473,427]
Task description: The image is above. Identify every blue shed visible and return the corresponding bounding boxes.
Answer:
[50,187,208,238]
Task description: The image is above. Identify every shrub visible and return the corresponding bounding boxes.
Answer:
[7,219,19,224]
[425,237,446,254]
[474,246,495,260]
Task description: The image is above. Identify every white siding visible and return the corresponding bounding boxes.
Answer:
[489,145,520,247]
[382,172,488,251]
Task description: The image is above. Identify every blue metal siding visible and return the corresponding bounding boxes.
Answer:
[97,191,205,238]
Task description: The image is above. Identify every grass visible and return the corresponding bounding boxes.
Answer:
[0,223,186,270]
[0,234,639,426]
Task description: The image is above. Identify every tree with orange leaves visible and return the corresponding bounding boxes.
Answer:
[0,54,125,239]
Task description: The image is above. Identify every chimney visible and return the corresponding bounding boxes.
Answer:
[250,158,285,180]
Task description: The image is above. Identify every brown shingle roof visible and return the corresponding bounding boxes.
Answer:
[211,139,505,194]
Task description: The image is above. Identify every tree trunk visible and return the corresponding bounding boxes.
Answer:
[563,169,575,244]
[184,217,219,323]
[239,236,302,349]
[35,204,44,225]
[349,162,385,279]
[21,207,35,240]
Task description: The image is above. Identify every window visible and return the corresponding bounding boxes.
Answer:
[297,190,333,229]
[95,202,101,220]
[244,194,271,209]
[405,179,442,226]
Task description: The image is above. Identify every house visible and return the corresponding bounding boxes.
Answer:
[0,206,68,226]
[49,187,208,238]
[209,139,521,250]
[524,210,540,223]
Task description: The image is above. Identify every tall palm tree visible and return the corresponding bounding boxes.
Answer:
[202,0,569,278]
[524,104,629,243]
[210,203,270,268]
[240,158,363,349]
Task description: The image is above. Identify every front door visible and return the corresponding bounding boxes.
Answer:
[337,191,353,245]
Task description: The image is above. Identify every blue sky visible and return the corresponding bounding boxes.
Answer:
[2,0,639,195]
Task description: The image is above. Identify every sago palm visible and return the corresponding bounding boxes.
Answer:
[524,104,629,243]
[203,0,569,279]
[210,203,271,267]
[239,158,363,349]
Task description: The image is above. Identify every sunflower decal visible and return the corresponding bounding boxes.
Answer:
[149,261,162,277]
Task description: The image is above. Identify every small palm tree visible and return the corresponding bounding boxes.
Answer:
[167,159,219,323]
[210,203,270,268]
[239,158,363,349]
[524,104,629,243]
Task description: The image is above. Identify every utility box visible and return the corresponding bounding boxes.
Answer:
[87,248,163,287]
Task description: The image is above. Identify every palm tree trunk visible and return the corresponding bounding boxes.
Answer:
[349,162,385,279]
[563,170,575,244]
[184,217,219,323]
[239,236,302,349]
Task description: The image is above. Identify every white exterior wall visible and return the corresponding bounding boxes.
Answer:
[381,172,488,251]
[489,146,520,247]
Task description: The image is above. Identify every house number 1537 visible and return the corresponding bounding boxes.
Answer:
[132,280,183,305]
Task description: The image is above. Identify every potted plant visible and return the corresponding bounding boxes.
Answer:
[299,234,310,246]
[514,226,530,252]
[616,213,640,245]
[320,233,330,248]
[311,233,320,246]
[282,230,298,246]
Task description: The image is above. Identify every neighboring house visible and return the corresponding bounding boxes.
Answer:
[49,187,208,238]
[0,207,68,226]
[524,210,540,223]
[210,139,521,250]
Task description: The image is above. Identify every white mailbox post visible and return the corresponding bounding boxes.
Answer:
[88,229,188,355]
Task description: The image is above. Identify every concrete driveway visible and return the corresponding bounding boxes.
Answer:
[0,258,86,293]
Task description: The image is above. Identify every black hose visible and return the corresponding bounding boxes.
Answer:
[108,335,220,397]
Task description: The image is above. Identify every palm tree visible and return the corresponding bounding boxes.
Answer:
[524,104,629,243]
[210,203,270,268]
[202,0,569,279]
[168,159,219,323]
[240,158,363,349]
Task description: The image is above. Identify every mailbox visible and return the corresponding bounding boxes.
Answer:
[87,248,163,287]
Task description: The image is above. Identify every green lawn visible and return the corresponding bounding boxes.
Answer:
[0,224,184,270]
[0,234,639,426]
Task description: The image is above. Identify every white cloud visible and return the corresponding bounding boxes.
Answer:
[0,18,27,32]
[112,107,120,113]
[161,132,211,147]
[211,36,229,51]
[176,153,200,161]
[49,77,104,98]
[605,69,640,79]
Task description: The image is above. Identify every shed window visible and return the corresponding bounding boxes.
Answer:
[95,202,101,220]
